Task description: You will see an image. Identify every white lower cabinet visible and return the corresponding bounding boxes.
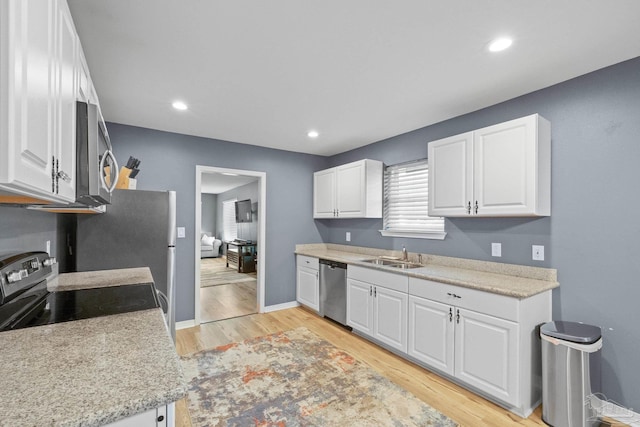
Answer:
[347,266,408,353]
[408,277,551,417]
[296,255,319,311]
[408,296,454,376]
[106,403,172,427]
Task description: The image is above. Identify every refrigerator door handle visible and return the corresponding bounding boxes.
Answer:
[156,290,169,314]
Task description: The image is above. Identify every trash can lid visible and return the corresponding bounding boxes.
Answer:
[540,321,601,344]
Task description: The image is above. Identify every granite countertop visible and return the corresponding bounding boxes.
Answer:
[296,244,559,298]
[49,267,155,291]
[0,268,187,427]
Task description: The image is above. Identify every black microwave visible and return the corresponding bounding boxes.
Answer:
[75,101,118,206]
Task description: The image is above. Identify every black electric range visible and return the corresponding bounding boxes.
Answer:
[0,252,160,332]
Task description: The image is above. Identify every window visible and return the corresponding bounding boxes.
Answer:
[380,159,446,240]
[222,198,237,241]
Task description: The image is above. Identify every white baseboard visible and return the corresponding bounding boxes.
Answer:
[176,319,196,330]
[263,301,300,313]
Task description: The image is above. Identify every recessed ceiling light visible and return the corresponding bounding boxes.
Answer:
[488,38,513,52]
[221,172,238,176]
[172,100,188,110]
[307,130,319,138]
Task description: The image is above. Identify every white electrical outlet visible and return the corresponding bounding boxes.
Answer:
[345,232,351,242]
[491,243,501,257]
[46,240,51,255]
[177,227,186,238]
[532,245,545,261]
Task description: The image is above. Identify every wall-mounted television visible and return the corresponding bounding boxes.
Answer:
[235,199,252,223]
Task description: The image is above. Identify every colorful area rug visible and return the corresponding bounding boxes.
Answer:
[180,327,458,426]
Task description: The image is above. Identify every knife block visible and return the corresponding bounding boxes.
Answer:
[115,167,136,190]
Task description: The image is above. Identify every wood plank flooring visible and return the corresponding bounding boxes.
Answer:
[199,257,257,323]
[176,307,549,427]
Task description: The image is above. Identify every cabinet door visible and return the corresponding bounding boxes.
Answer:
[373,285,408,353]
[335,161,365,218]
[408,296,454,375]
[473,116,537,216]
[454,308,519,406]
[296,266,319,311]
[428,132,473,217]
[346,278,373,335]
[1,0,57,199]
[53,0,76,201]
[313,168,335,218]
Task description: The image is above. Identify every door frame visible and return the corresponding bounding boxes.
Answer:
[194,165,266,325]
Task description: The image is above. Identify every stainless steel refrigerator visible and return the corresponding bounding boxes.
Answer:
[74,189,177,340]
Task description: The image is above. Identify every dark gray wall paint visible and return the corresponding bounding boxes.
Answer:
[325,57,640,409]
[106,124,329,321]
[200,193,217,236]
[216,181,259,244]
[0,207,58,258]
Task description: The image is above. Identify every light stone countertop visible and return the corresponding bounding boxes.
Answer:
[296,244,559,298]
[49,267,155,291]
[0,268,187,427]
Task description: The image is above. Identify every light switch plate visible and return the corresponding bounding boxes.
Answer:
[532,245,545,261]
[345,232,351,242]
[491,243,501,257]
[177,227,186,238]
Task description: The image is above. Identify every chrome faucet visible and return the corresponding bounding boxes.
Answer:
[402,246,408,261]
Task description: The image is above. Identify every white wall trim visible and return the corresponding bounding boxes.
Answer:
[263,301,300,313]
[194,166,267,327]
[176,319,196,330]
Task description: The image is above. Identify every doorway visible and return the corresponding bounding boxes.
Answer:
[194,166,266,325]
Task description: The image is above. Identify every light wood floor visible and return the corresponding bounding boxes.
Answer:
[199,257,257,323]
[176,307,549,427]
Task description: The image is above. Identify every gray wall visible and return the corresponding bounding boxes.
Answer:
[324,57,640,409]
[200,193,217,236]
[106,124,329,321]
[0,207,59,258]
[216,181,259,243]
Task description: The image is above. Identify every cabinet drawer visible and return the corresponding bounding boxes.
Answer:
[348,266,408,293]
[409,277,518,322]
[296,255,319,270]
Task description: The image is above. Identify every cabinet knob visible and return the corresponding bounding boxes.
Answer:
[157,415,165,422]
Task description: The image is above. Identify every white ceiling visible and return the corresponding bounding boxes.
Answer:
[201,173,257,195]
[68,1,640,156]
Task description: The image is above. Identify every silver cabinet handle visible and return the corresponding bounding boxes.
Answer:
[466,201,471,214]
[456,309,460,324]
[99,149,119,193]
[474,201,479,214]
[449,307,453,322]
[369,286,372,296]
[57,170,71,183]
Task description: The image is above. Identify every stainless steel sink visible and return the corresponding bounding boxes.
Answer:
[361,258,401,266]
[388,262,423,269]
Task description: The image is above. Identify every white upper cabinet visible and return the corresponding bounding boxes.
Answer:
[54,0,77,201]
[428,114,551,217]
[1,0,59,201]
[1,0,99,204]
[313,159,383,219]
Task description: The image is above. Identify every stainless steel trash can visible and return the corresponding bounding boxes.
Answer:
[540,321,602,427]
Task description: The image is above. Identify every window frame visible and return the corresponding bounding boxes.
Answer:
[379,159,446,240]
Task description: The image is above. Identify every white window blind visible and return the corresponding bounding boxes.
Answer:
[381,159,446,240]
[222,198,237,241]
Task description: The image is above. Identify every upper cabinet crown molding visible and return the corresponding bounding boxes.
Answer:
[1,0,100,205]
[428,114,551,217]
[313,159,383,219]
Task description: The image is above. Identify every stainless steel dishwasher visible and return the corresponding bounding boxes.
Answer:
[319,259,347,326]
